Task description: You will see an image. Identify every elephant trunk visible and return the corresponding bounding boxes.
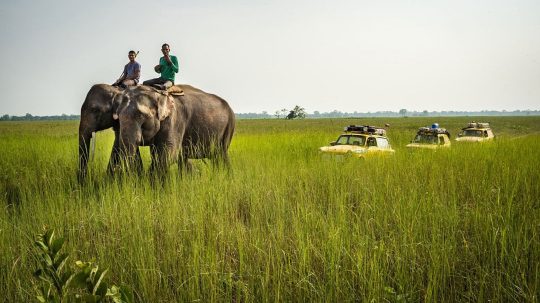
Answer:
[78,121,94,183]
[118,121,142,172]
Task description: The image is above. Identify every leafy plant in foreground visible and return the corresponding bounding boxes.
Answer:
[32,227,133,303]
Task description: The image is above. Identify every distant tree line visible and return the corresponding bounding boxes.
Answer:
[0,113,80,121]
[2,109,539,121]
[235,109,540,119]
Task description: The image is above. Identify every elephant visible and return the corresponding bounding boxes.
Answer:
[114,84,235,174]
[78,84,143,182]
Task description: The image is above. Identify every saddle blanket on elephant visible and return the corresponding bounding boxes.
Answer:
[145,85,184,96]
[167,86,184,96]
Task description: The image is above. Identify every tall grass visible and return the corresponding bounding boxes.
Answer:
[1,117,539,302]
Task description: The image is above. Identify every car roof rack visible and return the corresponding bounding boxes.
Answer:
[344,125,386,136]
[417,126,451,137]
[463,122,490,129]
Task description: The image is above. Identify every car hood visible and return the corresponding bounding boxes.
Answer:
[456,136,487,142]
[319,145,366,154]
[406,143,442,149]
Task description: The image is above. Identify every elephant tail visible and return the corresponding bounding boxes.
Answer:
[222,113,235,151]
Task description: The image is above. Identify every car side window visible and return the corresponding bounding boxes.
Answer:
[336,136,349,145]
[367,137,377,147]
[350,136,363,146]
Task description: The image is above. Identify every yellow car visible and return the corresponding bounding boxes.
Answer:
[319,125,395,158]
[456,122,495,142]
[407,124,451,149]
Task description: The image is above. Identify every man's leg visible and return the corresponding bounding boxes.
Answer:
[143,78,168,90]
[121,79,137,87]
[142,78,164,86]
[163,80,173,89]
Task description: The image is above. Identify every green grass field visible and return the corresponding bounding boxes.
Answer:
[1,116,539,302]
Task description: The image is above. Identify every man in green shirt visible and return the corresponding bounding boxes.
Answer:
[143,43,179,90]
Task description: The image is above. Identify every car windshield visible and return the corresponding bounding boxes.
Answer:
[463,129,483,137]
[335,135,366,146]
[413,134,438,144]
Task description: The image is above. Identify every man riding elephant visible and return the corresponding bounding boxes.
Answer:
[143,43,179,90]
[112,50,141,89]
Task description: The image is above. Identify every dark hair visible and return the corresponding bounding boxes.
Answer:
[162,43,170,49]
[128,50,136,55]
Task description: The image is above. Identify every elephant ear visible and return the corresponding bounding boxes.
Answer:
[155,95,175,121]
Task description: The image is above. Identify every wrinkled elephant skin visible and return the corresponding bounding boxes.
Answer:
[116,85,235,174]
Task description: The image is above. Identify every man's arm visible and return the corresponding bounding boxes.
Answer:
[170,56,179,73]
[115,65,128,83]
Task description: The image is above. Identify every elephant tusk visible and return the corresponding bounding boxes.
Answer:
[90,132,96,162]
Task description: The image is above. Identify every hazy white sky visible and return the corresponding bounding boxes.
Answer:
[1,0,539,115]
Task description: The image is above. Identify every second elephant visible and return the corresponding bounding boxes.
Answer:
[114,85,235,173]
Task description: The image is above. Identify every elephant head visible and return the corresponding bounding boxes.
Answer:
[115,86,176,169]
[78,84,123,181]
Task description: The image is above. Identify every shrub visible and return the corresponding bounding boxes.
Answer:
[32,227,133,303]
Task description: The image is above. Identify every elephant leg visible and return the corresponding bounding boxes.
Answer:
[149,144,165,179]
[149,145,158,174]
[107,147,120,176]
[107,129,122,175]
[107,133,142,176]
[148,145,161,186]
[186,159,194,174]
[151,145,171,171]
[210,145,231,171]
[178,151,194,176]
[111,149,143,177]
[150,144,173,182]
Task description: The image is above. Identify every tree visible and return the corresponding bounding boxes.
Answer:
[294,105,306,119]
[286,105,306,120]
[399,109,407,117]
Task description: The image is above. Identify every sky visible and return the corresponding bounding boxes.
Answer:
[0,0,539,116]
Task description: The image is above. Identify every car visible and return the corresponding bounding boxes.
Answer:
[406,123,451,149]
[456,122,495,142]
[319,125,395,158]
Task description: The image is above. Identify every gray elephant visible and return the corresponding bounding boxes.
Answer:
[78,84,143,182]
[114,85,235,174]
